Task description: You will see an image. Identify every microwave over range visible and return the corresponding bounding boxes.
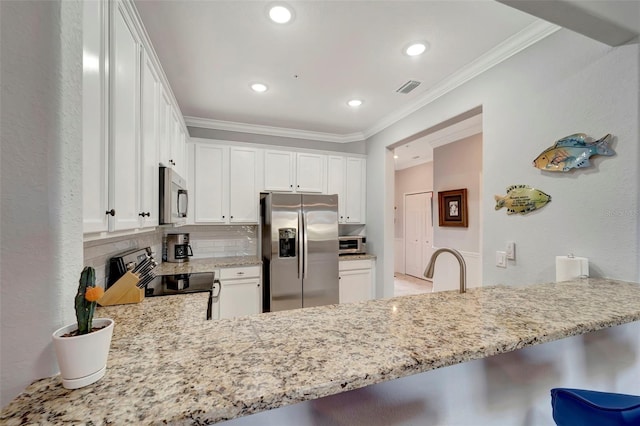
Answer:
[159,166,188,226]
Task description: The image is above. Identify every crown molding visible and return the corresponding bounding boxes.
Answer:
[427,114,483,148]
[363,20,560,139]
[184,116,366,143]
[186,20,559,144]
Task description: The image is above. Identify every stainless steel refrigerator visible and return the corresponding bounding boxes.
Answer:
[260,193,339,312]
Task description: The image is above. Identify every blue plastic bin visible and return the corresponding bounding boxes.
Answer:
[551,388,640,425]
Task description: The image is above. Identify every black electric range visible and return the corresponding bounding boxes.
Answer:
[108,248,217,320]
[145,273,218,320]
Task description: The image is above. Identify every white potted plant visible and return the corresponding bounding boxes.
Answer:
[52,266,114,389]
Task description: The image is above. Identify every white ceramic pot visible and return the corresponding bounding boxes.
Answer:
[52,318,114,389]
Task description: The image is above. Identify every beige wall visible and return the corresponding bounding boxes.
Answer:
[433,133,482,253]
[394,162,433,238]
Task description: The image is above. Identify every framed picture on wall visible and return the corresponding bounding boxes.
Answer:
[438,188,468,227]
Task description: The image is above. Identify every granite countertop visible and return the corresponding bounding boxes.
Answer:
[3,278,640,424]
[339,253,377,261]
[155,256,261,275]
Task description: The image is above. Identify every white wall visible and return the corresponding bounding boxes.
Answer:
[366,29,640,298]
[0,0,83,407]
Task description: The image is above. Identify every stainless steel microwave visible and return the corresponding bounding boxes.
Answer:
[338,236,367,255]
[159,167,188,226]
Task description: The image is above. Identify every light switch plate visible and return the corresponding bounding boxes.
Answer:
[506,241,515,260]
[496,251,507,268]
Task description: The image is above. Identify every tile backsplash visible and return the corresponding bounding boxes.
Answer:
[83,225,258,287]
[173,225,258,259]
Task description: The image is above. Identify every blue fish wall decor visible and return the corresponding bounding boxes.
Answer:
[533,133,615,172]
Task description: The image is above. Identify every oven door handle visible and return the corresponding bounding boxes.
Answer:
[212,279,221,302]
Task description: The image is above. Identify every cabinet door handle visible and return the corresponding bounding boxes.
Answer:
[222,215,225,219]
[230,216,234,219]
[138,212,150,217]
[106,209,116,216]
[236,272,244,275]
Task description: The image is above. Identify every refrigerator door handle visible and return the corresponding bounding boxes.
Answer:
[298,213,303,280]
[303,212,309,280]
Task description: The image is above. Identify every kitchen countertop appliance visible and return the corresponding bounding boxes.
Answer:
[260,193,339,312]
[338,235,367,255]
[164,233,193,263]
[107,247,216,320]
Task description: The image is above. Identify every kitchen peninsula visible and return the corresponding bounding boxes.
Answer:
[2,278,640,424]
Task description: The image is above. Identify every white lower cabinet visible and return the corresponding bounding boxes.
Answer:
[339,259,375,303]
[217,266,262,319]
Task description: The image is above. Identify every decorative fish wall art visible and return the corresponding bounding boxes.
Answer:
[533,133,614,172]
[495,185,551,215]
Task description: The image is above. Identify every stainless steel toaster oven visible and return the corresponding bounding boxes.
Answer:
[338,236,366,255]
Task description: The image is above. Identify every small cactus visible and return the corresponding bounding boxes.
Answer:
[75,267,103,335]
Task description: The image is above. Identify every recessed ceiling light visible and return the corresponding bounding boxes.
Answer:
[347,99,363,107]
[405,42,429,57]
[269,4,293,24]
[250,83,268,93]
[393,155,399,159]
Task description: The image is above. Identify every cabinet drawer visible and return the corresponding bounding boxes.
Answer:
[339,259,372,271]
[219,265,261,279]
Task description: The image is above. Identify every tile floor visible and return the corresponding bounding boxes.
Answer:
[394,272,433,297]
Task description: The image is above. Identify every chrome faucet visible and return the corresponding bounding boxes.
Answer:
[423,248,467,293]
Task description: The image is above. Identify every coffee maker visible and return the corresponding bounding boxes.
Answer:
[164,233,193,263]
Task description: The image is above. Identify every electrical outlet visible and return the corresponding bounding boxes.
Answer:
[496,251,507,268]
[506,241,515,260]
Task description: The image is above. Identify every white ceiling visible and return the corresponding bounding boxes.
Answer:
[133,0,638,171]
[133,0,538,141]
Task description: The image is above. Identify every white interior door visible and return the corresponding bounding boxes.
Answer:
[404,192,433,279]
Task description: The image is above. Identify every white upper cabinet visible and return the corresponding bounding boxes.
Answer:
[170,111,187,176]
[140,49,160,228]
[327,156,346,222]
[158,87,172,168]
[263,150,326,193]
[229,147,261,223]
[82,0,110,234]
[296,152,326,193]
[110,1,141,232]
[193,143,261,224]
[194,144,227,223]
[327,156,366,224]
[82,0,188,237]
[189,140,366,226]
[345,157,366,223]
[264,150,294,192]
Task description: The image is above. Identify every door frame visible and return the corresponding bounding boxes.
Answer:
[403,191,433,278]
